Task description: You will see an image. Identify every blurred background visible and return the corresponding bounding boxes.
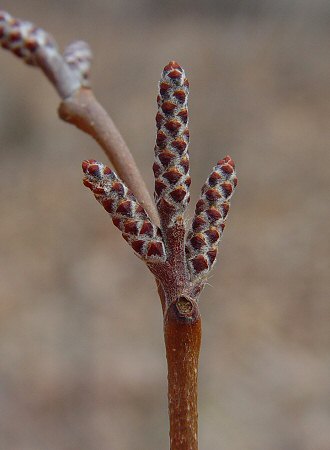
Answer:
[0,1,329,449]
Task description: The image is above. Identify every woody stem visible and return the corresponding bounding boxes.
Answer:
[58,87,159,225]
[163,298,201,450]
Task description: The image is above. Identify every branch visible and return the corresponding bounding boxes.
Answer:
[164,298,201,450]
[80,63,238,449]
[58,89,159,224]
[0,10,158,224]
[2,11,239,449]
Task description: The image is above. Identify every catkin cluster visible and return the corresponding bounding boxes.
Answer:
[0,10,56,65]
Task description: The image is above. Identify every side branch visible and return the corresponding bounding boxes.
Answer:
[59,88,159,225]
[1,10,158,225]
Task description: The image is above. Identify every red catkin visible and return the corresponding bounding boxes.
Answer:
[82,160,166,262]
[153,61,191,227]
[186,156,237,279]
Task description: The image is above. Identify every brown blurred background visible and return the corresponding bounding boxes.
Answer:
[1,1,329,449]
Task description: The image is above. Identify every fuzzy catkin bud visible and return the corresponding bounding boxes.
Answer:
[63,41,92,87]
[153,61,191,226]
[186,156,237,279]
[0,10,57,65]
[82,160,166,262]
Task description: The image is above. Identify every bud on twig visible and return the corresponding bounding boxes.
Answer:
[63,40,92,87]
[0,10,57,65]
[0,10,85,98]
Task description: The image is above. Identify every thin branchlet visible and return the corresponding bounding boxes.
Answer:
[0,9,157,221]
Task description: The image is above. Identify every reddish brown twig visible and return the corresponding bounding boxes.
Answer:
[58,89,158,224]
[1,11,238,450]
[165,298,201,449]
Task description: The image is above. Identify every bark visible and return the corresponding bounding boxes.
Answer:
[164,297,201,450]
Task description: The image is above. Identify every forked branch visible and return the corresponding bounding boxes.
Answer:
[1,10,238,450]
